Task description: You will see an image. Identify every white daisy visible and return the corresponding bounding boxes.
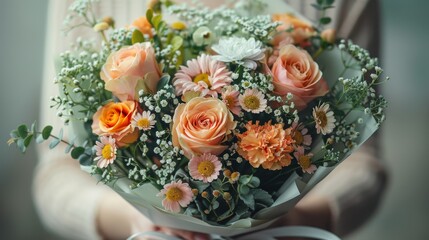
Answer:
[211,37,265,69]
[312,103,336,135]
[94,136,117,168]
[239,88,267,113]
[132,111,156,131]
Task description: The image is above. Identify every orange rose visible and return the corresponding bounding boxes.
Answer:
[132,16,153,37]
[273,13,315,45]
[172,97,236,159]
[92,101,139,146]
[269,44,328,110]
[100,42,162,101]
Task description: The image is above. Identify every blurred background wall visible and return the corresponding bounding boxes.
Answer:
[0,0,428,239]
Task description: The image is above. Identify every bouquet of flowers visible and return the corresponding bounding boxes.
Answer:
[9,0,388,238]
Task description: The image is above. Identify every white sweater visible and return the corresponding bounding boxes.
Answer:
[34,0,387,239]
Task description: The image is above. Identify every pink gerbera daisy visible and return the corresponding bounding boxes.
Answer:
[94,136,117,168]
[173,54,232,98]
[239,88,267,113]
[188,153,222,183]
[294,146,317,174]
[157,180,194,213]
[222,86,241,115]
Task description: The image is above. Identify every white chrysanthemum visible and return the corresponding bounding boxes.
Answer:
[312,103,336,135]
[212,37,265,69]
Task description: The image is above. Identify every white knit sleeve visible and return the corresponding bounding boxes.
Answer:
[33,1,117,239]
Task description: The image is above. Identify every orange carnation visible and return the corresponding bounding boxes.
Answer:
[91,101,139,146]
[272,13,315,45]
[236,121,294,170]
[132,16,153,37]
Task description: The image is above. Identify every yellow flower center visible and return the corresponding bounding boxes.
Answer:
[165,187,183,201]
[197,160,215,177]
[298,155,311,169]
[137,118,151,129]
[315,111,327,128]
[224,96,235,108]
[294,131,304,145]
[102,145,113,159]
[243,95,260,110]
[193,73,211,87]
[171,21,187,30]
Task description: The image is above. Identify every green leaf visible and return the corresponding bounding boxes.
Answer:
[36,135,45,144]
[24,134,33,148]
[49,139,60,149]
[191,180,210,192]
[157,74,170,91]
[239,193,255,210]
[30,122,36,133]
[319,17,331,25]
[132,29,145,44]
[71,146,85,159]
[17,139,26,152]
[17,125,28,138]
[170,36,183,52]
[252,189,274,206]
[146,9,154,25]
[10,130,19,139]
[42,125,53,140]
[79,154,93,166]
[152,14,163,29]
[311,3,323,10]
[248,176,260,188]
[238,175,252,185]
[239,185,250,195]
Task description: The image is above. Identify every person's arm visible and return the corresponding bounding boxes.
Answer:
[275,0,388,237]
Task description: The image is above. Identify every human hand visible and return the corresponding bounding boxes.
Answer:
[96,191,210,240]
[271,196,333,240]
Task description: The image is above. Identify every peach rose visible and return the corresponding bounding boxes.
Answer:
[272,13,315,45]
[92,101,139,146]
[321,28,336,44]
[100,42,162,101]
[270,44,328,110]
[172,97,236,159]
[132,16,153,37]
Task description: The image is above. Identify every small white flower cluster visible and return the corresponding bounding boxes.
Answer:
[156,45,182,70]
[339,40,378,70]
[321,149,340,166]
[55,39,106,123]
[104,28,133,52]
[152,140,182,186]
[233,15,280,41]
[333,121,360,152]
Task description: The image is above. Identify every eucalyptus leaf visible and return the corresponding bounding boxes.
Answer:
[71,146,85,159]
[42,125,53,140]
[17,139,26,153]
[239,185,250,195]
[248,176,260,188]
[252,189,274,206]
[36,134,45,144]
[238,175,252,185]
[212,200,219,210]
[17,125,28,138]
[24,134,33,148]
[319,17,331,25]
[49,138,60,149]
[78,154,92,166]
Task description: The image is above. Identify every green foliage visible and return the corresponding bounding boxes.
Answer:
[131,29,145,44]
